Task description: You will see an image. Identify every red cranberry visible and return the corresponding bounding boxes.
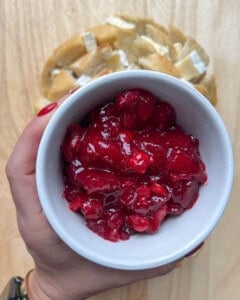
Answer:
[69,194,87,212]
[73,168,121,194]
[61,124,84,162]
[147,205,168,233]
[171,179,199,209]
[125,214,149,232]
[81,197,104,219]
[152,102,176,129]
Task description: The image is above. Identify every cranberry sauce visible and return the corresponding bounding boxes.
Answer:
[61,88,207,242]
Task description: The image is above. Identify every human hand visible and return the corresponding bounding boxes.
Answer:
[6,98,180,300]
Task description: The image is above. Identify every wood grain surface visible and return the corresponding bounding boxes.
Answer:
[0,1,239,299]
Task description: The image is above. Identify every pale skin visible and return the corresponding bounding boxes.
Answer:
[5,98,181,300]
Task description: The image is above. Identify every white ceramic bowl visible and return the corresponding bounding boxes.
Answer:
[36,70,233,270]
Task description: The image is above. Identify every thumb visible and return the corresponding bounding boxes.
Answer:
[5,96,67,217]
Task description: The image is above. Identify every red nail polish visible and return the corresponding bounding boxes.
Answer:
[69,86,80,94]
[185,242,205,257]
[37,102,58,116]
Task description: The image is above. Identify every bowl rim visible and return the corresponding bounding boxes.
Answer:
[36,70,234,270]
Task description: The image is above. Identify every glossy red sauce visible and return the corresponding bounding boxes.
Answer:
[61,89,207,242]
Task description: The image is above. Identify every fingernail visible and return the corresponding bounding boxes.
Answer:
[37,102,58,116]
[69,86,80,94]
[185,242,205,258]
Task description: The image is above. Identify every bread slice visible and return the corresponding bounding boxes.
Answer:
[115,28,138,64]
[92,68,113,79]
[175,50,207,81]
[47,70,78,101]
[41,57,58,96]
[87,24,117,47]
[177,37,209,65]
[69,45,121,77]
[119,14,169,36]
[200,74,217,105]
[168,25,187,45]
[139,53,181,77]
[117,15,153,34]
[194,84,209,98]
[52,35,86,67]
[145,24,177,61]
[106,16,136,30]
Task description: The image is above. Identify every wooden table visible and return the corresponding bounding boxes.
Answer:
[0,1,239,299]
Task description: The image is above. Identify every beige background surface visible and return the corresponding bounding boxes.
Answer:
[0,1,239,299]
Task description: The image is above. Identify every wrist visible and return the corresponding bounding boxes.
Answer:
[28,270,51,300]
[28,269,88,300]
